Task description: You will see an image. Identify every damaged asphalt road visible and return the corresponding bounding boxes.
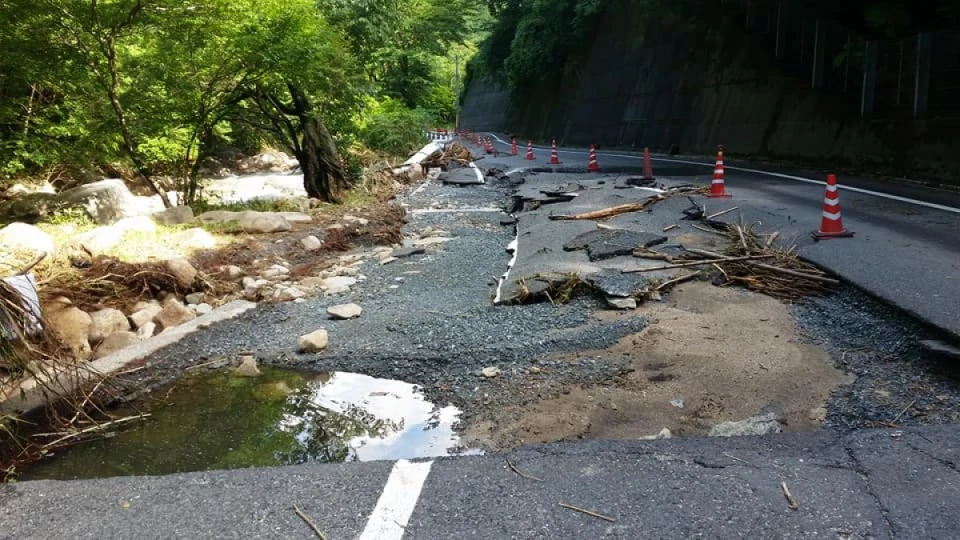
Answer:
[4,425,960,539]
[5,139,960,538]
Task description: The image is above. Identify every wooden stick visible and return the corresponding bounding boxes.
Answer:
[736,224,750,253]
[705,207,739,220]
[40,414,151,447]
[662,224,679,232]
[506,458,543,482]
[293,505,328,540]
[765,231,780,247]
[749,263,840,284]
[656,271,702,291]
[559,502,617,523]
[633,251,675,262]
[685,249,837,284]
[549,197,662,221]
[781,481,799,511]
[691,224,725,235]
[622,254,774,274]
[892,398,918,424]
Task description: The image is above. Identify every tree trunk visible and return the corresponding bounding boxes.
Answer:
[297,116,348,203]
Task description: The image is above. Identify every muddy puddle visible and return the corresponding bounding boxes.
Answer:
[23,367,474,481]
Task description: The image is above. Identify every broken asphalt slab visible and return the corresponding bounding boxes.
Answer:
[563,229,667,261]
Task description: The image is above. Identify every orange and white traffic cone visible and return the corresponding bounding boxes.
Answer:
[485,137,493,154]
[813,174,855,240]
[643,147,654,180]
[587,144,600,172]
[550,138,561,164]
[707,145,732,198]
[526,140,535,160]
[511,137,518,156]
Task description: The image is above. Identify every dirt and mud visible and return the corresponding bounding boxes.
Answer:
[465,282,852,450]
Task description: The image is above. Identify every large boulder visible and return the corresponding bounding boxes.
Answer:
[44,298,92,360]
[58,179,139,225]
[196,210,292,233]
[0,192,61,223]
[0,223,55,255]
[151,206,195,226]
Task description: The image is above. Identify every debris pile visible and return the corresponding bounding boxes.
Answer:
[419,142,474,171]
[632,217,838,301]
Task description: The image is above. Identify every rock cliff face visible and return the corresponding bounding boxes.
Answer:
[461,1,960,181]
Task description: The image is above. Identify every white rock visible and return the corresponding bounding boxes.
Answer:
[233,355,261,377]
[0,223,55,255]
[137,321,157,339]
[132,299,160,313]
[196,210,292,233]
[326,223,344,231]
[241,277,258,289]
[155,297,196,329]
[606,297,637,310]
[327,303,362,320]
[58,179,138,225]
[379,256,398,265]
[88,308,131,344]
[301,235,323,251]
[276,212,312,224]
[273,286,306,302]
[480,366,501,378]
[165,258,197,289]
[185,292,206,305]
[297,329,329,353]
[92,331,141,359]
[639,428,673,440]
[320,276,357,290]
[112,216,156,234]
[152,205,195,226]
[44,299,92,360]
[223,265,245,278]
[129,304,161,329]
[170,228,217,249]
[262,264,290,280]
[194,303,213,316]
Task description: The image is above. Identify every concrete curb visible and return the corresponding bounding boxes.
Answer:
[0,300,257,415]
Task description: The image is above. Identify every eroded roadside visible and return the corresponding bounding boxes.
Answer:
[16,152,960,476]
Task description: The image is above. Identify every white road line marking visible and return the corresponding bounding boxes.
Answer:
[494,234,519,304]
[468,162,486,184]
[412,178,431,195]
[359,459,433,540]
[483,133,960,215]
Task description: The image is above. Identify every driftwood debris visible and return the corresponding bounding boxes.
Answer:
[549,196,662,221]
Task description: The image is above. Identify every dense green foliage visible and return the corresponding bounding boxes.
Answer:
[0,0,484,200]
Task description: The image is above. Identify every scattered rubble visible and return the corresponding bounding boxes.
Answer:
[327,303,362,320]
[297,329,329,353]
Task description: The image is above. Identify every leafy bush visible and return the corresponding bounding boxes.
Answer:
[358,98,432,157]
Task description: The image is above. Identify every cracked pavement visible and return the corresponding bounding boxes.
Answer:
[3,425,959,538]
